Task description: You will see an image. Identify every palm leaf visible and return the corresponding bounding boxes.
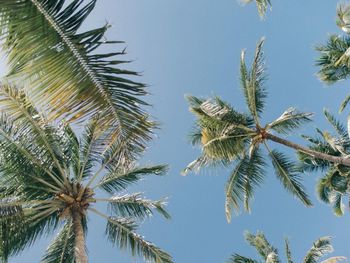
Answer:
[97,165,168,194]
[0,0,154,162]
[227,254,258,263]
[285,239,293,263]
[323,109,348,140]
[245,231,280,262]
[104,217,173,263]
[266,147,312,206]
[302,237,333,263]
[240,38,267,123]
[107,193,170,220]
[267,108,313,135]
[41,220,75,263]
[241,0,272,19]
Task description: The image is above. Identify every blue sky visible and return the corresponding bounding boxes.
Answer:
[8,0,350,262]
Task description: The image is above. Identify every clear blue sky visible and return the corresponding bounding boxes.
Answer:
[8,0,350,262]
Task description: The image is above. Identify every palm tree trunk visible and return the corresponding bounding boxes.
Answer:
[72,209,88,263]
[266,133,350,166]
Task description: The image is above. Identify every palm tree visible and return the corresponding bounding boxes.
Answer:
[183,38,350,222]
[0,84,172,263]
[241,0,272,18]
[0,0,154,166]
[299,109,350,216]
[317,2,350,112]
[227,231,346,263]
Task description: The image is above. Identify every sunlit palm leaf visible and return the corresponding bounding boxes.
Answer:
[0,0,154,163]
[267,108,313,135]
[241,0,272,18]
[245,231,280,262]
[107,193,170,220]
[285,239,293,263]
[302,237,333,263]
[105,217,172,263]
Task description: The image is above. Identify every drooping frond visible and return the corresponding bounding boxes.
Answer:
[41,220,75,263]
[97,165,168,194]
[285,239,293,263]
[267,108,313,135]
[266,147,312,206]
[316,35,350,85]
[104,216,173,263]
[240,38,267,123]
[323,109,348,140]
[321,256,347,263]
[245,231,280,262]
[226,254,258,263]
[302,237,333,263]
[0,0,154,162]
[106,193,170,220]
[225,148,266,222]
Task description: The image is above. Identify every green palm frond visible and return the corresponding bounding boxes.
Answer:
[331,192,345,216]
[302,237,333,263]
[225,148,266,221]
[240,38,267,123]
[241,0,272,19]
[97,165,168,194]
[0,0,154,162]
[316,35,350,85]
[41,220,75,263]
[245,231,280,262]
[267,108,313,135]
[337,3,350,34]
[230,232,344,263]
[104,216,172,263]
[227,254,258,263]
[285,239,293,263]
[323,109,349,140]
[107,193,170,220]
[266,147,312,206]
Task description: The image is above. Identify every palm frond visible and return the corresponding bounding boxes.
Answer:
[266,147,312,206]
[316,35,350,84]
[227,254,258,263]
[245,231,280,262]
[240,38,267,123]
[323,109,348,140]
[97,165,168,194]
[41,220,75,263]
[285,239,293,263]
[321,256,347,263]
[107,193,170,220]
[267,108,313,135]
[331,192,345,216]
[104,217,173,263]
[241,0,272,19]
[337,3,350,34]
[225,148,266,221]
[302,237,333,263]
[0,0,154,162]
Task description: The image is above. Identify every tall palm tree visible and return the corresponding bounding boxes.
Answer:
[183,38,350,222]
[317,2,350,112]
[299,110,350,216]
[0,0,154,165]
[227,231,346,263]
[0,84,172,263]
[241,0,272,18]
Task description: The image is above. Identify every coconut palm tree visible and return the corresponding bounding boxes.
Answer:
[183,38,350,222]
[0,0,154,166]
[241,0,272,18]
[317,2,350,112]
[298,109,350,216]
[227,231,346,263]
[0,84,172,263]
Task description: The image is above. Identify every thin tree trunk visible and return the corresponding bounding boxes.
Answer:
[72,209,88,263]
[266,133,350,167]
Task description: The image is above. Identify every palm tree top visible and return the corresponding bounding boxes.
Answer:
[227,231,346,263]
[0,84,172,263]
[184,38,314,222]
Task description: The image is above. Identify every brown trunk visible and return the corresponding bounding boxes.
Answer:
[266,133,350,167]
[72,209,88,263]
